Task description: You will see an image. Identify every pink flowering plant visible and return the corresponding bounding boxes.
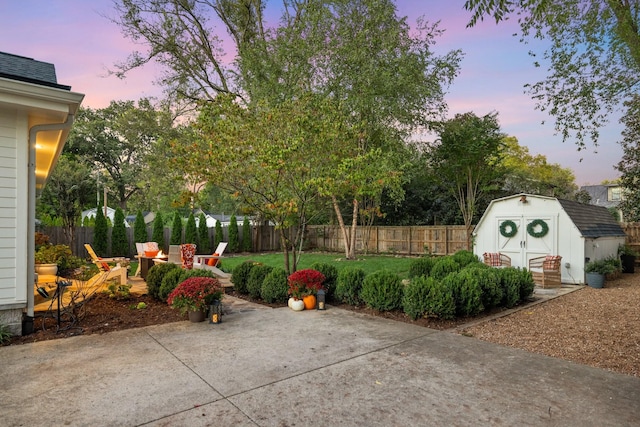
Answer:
[287,269,326,299]
[167,277,223,315]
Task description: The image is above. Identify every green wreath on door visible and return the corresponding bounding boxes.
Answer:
[499,220,518,238]
[527,219,549,238]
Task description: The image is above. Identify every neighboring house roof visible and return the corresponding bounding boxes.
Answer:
[558,199,626,238]
[0,51,71,90]
[82,207,130,228]
[580,184,620,209]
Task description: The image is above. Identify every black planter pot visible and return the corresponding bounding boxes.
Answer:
[621,254,636,274]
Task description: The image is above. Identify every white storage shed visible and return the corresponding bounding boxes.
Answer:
[473,194,626,285]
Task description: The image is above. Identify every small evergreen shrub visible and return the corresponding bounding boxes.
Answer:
[185,212,198,245]
[111,207,129,256]
[426,278,456,320]
[93,207,108,256]
[430,256,461,280]
[310,262,338,299]
[214,221,223,247]
[453,269,484,317]
[261,268,289,303]
[464,264,502,309]
[247,264,274,299]
[229,215,239,252]
[335,267,366,305]
[242,216,252,252]
[360,270,404,312]
[452,250,481,268]
[518,268,535,302]
[170,211,183,245]
[497,267,521,308]
[152,212,165,249]
[159,268,185,302]
[134,211,148,243]
[232,261,258,294]
[146,263,180,300]
[408,256,437,278]
[402,276,433,320]
[198,213,211,254]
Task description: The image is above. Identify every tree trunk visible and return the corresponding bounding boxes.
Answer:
[331,195,351,259]
[348,199,358,259]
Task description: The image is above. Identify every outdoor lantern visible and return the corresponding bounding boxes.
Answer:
[209,301,222,324]
[317,289,326,310]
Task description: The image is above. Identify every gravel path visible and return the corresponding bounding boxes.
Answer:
[460,273,640,377]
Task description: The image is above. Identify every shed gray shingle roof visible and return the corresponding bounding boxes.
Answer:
[558,198,626,238]
[0,51,70,90]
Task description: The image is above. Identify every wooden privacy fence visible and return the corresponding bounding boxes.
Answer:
[305,225,471,256]
[42,222,640,259]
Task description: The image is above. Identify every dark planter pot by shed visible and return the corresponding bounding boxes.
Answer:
[586,272,605,289]
[620,255,636,274]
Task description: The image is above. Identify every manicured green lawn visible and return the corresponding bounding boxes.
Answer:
[218,252,418,278]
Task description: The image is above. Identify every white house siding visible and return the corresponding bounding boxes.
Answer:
[0,109,22,334]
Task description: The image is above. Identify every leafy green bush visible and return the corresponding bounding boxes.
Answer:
[464,264,503,309]
[497,267,521,308]
[198,213,211,254]
[214,221,223,247]
[402,276,433,320]
[146,263,180,300]
[232,261,257,294]
[453,269,484,317]
[152,212,165,249]
[185,212,198,245]
[360,270,404,311]
[452,250,480,268]
[247,264,274,299]
[159,268,185,302]
[170,211,183,245]
[0,324,11,344]
[242,216,252,252]
[134,211,148,243]
[229,214,239,252]
[408,256,437,278]
[261,268,289,303]
[111,207,129,256]
[335,267,366,305]
[518,268,535,302]
[310,262,338,299]
[430,256,461,280]
[93,207,108,256]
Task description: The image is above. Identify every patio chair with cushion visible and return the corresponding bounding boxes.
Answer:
[528,255,562,289]
[483,252,511,267]
[194,242,229,279]
[83,244,128,285]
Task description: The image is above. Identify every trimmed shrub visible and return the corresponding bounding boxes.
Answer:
[452,250,481,268]
[185,212,197,245]
[335,267,366,305]
[159,268,185,302]
[198,213,211,254]
[360,270,404,312]
[170,211,182,245]
[229,215,239,252]
[310,262,338,300]
[93,207,108,256]
[247,264,274,299]
[464,264,503,310]
[134,211,148,243]
[404,276,456,320]
[111,207,129,256]
[408,256,437,279]
[518,268,535,302]
[152,212,165,249]
[452,269,484,317]
[261,268,289,303]
[430,257,461,280]
[242,216,252,252]
[403,276,433,320]
[232,261,258,294]
[497,267,521,308]
[146,263,180,300]
[214,220,223,247]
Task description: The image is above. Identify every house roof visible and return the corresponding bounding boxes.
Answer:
[580,184,620,208]
[558,198,626,238]
[0,52,71,90]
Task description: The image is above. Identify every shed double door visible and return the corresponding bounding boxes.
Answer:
[497,215,556,269]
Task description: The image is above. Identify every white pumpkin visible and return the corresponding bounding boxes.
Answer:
[290,298,305,311]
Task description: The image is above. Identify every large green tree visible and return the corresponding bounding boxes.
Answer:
[65,99,176,210]
[465,0,640,148]
[430,112,506,243]
[617,96,640,221]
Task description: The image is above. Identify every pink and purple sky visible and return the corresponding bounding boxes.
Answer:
[1,0,623,186]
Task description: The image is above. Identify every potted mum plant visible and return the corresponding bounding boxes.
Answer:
[287,269,325,310]
[167,277,224,322]
[35,244,81,276]
[584,259,616,289]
